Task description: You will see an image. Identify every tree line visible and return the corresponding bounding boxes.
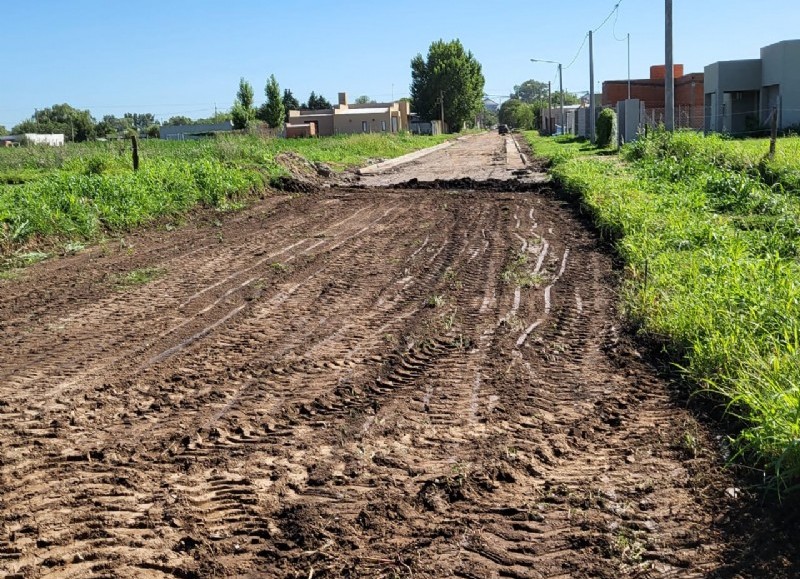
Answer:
[3,38,494,140]
[499,79,580,130]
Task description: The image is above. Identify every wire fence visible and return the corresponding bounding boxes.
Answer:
[642,105,800,136]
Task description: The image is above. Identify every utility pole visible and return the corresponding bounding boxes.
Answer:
[558,63,564,135]
[530,59,564,135]
[665,0,675,131]
[589,30,596,143]
[547,81,552,135]
[627,33,631,100]
[440,90,445,132]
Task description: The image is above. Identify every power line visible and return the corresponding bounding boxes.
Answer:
[594,1,623,33]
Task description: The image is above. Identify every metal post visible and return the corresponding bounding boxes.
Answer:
[440,90,445,132]
[558,63,564,136]
[589,30,595,143]
[547,81,552,135]
[665,0,675,131]
[770,107,778,159]
[627,33,631,100]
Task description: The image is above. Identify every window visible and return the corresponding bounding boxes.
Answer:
[362,121,368,133]
[381,120,387,132]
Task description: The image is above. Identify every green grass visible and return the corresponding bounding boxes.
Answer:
[112,267,165,289]
[526,129,800,495]
[0,132,451,253]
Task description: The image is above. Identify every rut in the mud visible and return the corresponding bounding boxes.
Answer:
[1,133,797,579]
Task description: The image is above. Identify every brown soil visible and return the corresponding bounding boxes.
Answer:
[1,133,798,578]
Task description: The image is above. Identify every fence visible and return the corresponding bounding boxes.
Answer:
[643,105,703,131]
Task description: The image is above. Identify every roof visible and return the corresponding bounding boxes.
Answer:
[338,107,390,115]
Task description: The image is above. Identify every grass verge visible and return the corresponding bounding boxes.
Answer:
[0,132,451,257]
[525,129,800,495]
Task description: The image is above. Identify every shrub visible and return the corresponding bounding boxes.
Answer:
[596,108,617,148]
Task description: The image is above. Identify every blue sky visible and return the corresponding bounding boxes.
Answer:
[2,0,799,129]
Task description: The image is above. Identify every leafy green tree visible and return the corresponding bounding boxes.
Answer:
[498,99,537,130]
[231,102,253,130]
[12,104,96,142]
[237,78,255,111]
[165,115,193,126]
[282,89,300,117]
[124,113,158,131]
[410,39,485,132]
[511,79,548,103]
[282,89,300,121]
[146,125,161,139]
[0,125,7,136]
[355,95,374,104]
[305,91,332,110]
[552,90,580,106]
[258,74,284,128]
[480,108,499,128]
[232,78,255,129]
[195,111,232,125]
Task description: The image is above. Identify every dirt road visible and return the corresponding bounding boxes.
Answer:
[0,133,794,578]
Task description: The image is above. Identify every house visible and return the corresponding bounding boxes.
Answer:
[158,121,234,140]
[540,104,582,135]
[286,93,410,136]
[483,97,500,113]
[603,65,704,129]
[1,133,65,146]
[705,40,800,135]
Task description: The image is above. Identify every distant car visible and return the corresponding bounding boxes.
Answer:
[498,124,509,135]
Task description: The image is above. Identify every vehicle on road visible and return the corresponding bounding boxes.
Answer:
[498,124,509,134]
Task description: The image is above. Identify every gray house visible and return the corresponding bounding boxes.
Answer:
[705,39,800,135]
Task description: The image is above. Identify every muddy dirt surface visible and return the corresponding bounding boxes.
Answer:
[1,133,799,578]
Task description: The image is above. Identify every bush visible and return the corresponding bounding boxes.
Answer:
[596,108,617,148]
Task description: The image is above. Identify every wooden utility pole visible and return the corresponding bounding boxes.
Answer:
[131,134,140,172]
[589,30,595,143]
[665,0,675,131]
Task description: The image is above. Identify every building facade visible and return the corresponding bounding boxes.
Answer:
[603,65,704,130]
[705,40,800,135]
[287,93,410,137]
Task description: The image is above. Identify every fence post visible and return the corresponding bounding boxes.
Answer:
[131,134,140,171]
[770,107,777,160]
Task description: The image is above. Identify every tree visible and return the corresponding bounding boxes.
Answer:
[237,78,255,111]
[282,89,300,117]
[232,78,255,130]
[165,115,193,126]
[510,79,548,103]
[305,91,332,110]
[552,90,580,106]
[355,95,375,104]
[282,89,300,121]
[0,125,7,136]
[124,113,158,131]
[410,39,485,132]
[258,74,284,128]
[231,103,253,130]
[146,125,161,139]
[12,103,96,142]
[195,111,232,125]
[498,99,537,130]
